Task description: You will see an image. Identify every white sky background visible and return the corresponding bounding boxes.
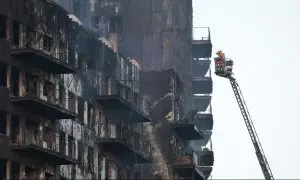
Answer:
[193,0,300,179]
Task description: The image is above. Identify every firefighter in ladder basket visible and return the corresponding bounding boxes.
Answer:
[214,50,233,77]
[214,50,225,74]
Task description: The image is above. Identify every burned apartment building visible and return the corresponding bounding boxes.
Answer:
[0,0,152,179]
[0,0,214,179]
[88,1,214,179]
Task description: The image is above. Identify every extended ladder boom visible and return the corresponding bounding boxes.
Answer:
[229,77,274,180]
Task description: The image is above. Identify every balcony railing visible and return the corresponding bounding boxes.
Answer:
[193,57,211,61]
[173,152,206,180]
[193,59,211,81]
[192,27,212,58]
[173,110,205,140]
[96,0,123,17]
[11,128,77,165]
[192,76,213,94]
[96,79,151,122]
[193,27,211,41]
[10,80,78,120]
[193,67,212,79]
[10,41,78,74]
[174,152,197,165]
[197,106,213,130]
[198,147,214,167]
[192,94,211,112]
[198,166,213,179]
[97,124,152,164]
[198,103,212,115]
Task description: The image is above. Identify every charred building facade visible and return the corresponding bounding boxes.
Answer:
[0,0,213,179]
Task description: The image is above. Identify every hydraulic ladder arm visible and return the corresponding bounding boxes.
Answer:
[229,77,274,180]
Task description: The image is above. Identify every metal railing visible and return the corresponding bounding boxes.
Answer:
[173,151,210,180]
[193,67,212,79]
[98,79,151,116]
[198,146,213,165]
[193,94,211,97]
[194,103,212,115]
[174,151,199,166]
[193,57,211,61]
[12,37,70,62]
[11,36,79,69]
[193,27,211,41]
[100,124,151,157]
[97,0,123,17]
[177,110,207,133]
[11,127,75,160]
[179,107,213,131]
[177,115,201,133]
[10,79,77,114]
[200,139,213,152]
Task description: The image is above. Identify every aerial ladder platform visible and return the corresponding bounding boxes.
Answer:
[214,51,274,180]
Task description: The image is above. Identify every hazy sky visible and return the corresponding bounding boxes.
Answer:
[193,0,300,179]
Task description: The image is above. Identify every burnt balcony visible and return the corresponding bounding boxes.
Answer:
[96,80,151,122]
[197,111,213,131]
[95,0,122,18]
[96,126,152,164]
[0,86,9,110]
[173,153,206,180]
[0,39,10,63]
[173,123,203,140]
[199,166,213,179]
[10,43,78,74]
[173,119,203,141]
[190,130,212,148]
[199,148,214,167]
[189,110,213,149]
[192,94,211,112]
[10,79,78,120]
[202,130,212,146]
[11,127,77,165]
[192,27,212,58]
[193,58,211,78]
[196,110,213,146]
[192,76,213,94]
[174,110,209,140]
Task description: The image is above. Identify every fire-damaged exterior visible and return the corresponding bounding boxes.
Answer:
[0,0,214,179]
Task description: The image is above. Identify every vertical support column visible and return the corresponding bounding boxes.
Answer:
[19,162,24,180]
[6,160,10,180]
[94,145,99,179]
[83,101,87,126]
[55,165,60,180]
[170,72,175,121]
[18,72,23,97]
[6,12,11,41]
[6,113,11,137]
[19,24,23,47]
[55,83,59,104]
[39,122,44,147]
[191,171,194,180]
[108,78,112,95]
[6,65,11,89]
[37,77,41,99]
[19,117,25,144]
[100,157,106,180]
[64,89,68,111]
[75,96,78,115]
[108,33,118,52]
[40,168,45,180]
